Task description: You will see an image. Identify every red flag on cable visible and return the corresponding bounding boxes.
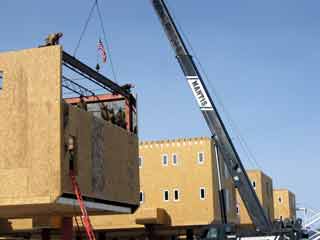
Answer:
[97,39,107,63]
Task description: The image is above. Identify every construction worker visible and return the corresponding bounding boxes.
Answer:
[116,108,126,129]
[121,83,134,93]
[46,32,63,46]
[39,32,63,47]
[109,108,116,124]
[100,103,110,121]
[77,95,87,111]
[67,135,76,172]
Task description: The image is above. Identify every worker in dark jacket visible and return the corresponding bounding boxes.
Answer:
[116,108,126,129]
[39,32,63,47]
[109,108,116,124]
[77,95,87,111]
[100,103,110,121]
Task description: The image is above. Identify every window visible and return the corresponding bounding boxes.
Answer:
[139,156,143,168]
[0,71,3,90]
[172,153,178,166]
[251,180,256,189]
[162,154,169,166]
[140,191,144,203]
[278,196,283,204]
[197,152,205,164]
[236,203,240,215]
[173,189,180,201]
[163,190,169,202]
[200,187,206,200]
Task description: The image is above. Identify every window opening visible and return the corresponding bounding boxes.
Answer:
[200,187,206,200]
[252,181,256,189]
[0,71,3,90]
[162,154,169,166]
[172,154,178,166]
[198,152,204,164]
[173,189,180,201]
[140,191,144,203]
[163,190,169,202]
[236,203,240,215]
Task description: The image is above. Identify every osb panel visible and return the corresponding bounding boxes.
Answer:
[62,104,139,205]
[0,47,62,211]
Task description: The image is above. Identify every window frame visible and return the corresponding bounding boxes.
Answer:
[173,188,180,202]
[197,152,205,164]
[0,71,3,90]
[139,191,144,204]
[236,203,240,216]
[200,187,206,200]
[162,153,169,166]
[172,153,178,166]
[163,190,170,202]
[251,180,256,189]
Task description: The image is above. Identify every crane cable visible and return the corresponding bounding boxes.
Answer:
[96,0,118,83]
[73,0,97,56]
[73,0,118,83]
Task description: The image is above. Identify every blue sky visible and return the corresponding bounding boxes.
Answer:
[1,1,319,217]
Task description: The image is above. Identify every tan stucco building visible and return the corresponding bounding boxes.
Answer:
[273,189,296,221]
[88,137,239,239]
[236,170,274,226]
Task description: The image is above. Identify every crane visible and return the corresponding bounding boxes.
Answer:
[150,1,306,239]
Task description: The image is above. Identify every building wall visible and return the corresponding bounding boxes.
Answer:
[273,189,296,220]
[90,137,238,232]
[0,46,62,217]
[236,170,274,225]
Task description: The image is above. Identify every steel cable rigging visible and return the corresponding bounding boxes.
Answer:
[73,0,118,82]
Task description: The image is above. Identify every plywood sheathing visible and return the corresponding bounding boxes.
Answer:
[0,46,62,207]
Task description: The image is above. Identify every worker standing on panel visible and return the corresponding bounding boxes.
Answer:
[77,95,87,111]
[116,108,126,129]
[109,108,116,124]
[100,103,110,121]
[39,32,63,47]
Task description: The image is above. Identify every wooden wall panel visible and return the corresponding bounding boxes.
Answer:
[0,46,62,212]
